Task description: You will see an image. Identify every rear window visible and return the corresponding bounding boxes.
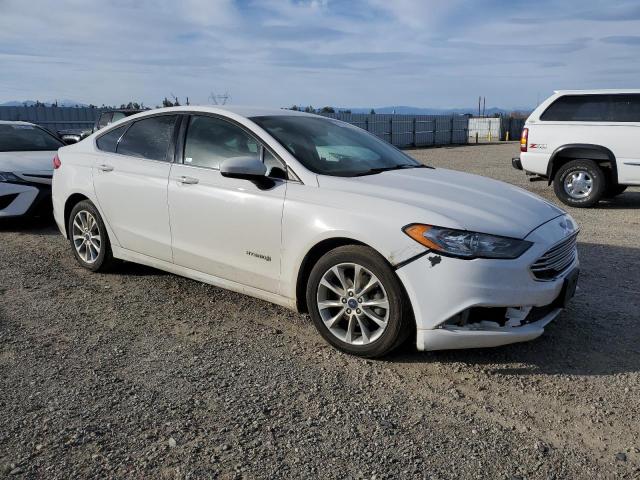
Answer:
[96,125,127,153]
[116,115,178,161]
[0,124,64,152]
[541,94,640,122]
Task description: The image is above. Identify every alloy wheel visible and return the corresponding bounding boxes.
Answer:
[564,170,593,199]
[316,262,390,345]
[72,210,101,264]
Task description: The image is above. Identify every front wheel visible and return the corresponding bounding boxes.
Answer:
[553,159,606,208]
[306,245,412,358]
[67,200,115,272]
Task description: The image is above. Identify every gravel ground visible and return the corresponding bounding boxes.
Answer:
[1,142,639,479]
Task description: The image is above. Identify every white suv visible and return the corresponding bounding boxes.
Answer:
[513,89,640,207]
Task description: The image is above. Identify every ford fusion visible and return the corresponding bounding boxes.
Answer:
[52,107,579,357]
[0,121,64,218]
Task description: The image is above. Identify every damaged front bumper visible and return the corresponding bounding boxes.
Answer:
[395,218,579,351]
[416,306,562,351]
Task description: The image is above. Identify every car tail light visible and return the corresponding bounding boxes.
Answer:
[53,154,61,169]
[520,128,528,152]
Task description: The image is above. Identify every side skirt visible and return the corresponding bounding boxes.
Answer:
[111,245,297,310]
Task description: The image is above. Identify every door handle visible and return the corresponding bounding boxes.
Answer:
[175,176,199,185]
[97,164,114,172]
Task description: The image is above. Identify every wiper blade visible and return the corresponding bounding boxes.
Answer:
[354,164,429,176]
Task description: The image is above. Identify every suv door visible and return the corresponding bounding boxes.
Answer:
[168,114,287,293]
[92,114,179,262]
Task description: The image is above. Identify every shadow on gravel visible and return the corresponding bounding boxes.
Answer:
[385,242,640,377]
[0,213,58,235]
[596,190,640,210]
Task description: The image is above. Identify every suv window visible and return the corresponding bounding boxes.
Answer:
[608,94,640,122]
[96,125,127,153]
[117,115,178,161]
[184,115,259,169]
[541,94,640,122]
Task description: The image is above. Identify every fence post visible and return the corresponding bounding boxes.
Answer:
[365,117,369,132]
[450,116,454,144]
[389,117,393,146]
[412,118,417,147]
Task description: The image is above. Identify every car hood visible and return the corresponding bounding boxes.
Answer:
[318,167,565,239]
[0,150,56,173]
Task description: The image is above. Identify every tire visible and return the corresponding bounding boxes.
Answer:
[306,245,413,358]
[67,200,115,272]
[553,159,606,208]
[604,183,627,198]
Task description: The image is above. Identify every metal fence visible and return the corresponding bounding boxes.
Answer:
[0,106,102,132]
[319,113,469,147]
[0,105,526,146]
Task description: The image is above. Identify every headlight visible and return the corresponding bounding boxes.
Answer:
[0,172,22,183]
[403,224,533,259]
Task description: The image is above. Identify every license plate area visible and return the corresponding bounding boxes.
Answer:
[558,268,579,307]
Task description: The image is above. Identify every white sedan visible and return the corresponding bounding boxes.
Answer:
[0,121,64,218]
[52,107,580,357]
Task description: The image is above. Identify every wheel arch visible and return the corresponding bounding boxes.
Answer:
[63,193,90,238]
[294,236,416,332]
[547,144,617,185]
[295,237,367,313]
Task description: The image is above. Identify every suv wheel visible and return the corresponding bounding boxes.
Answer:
[553,159,606,208]
[68,200,115,272]
[306,245,412,358]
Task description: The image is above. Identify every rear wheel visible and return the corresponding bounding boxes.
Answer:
[553,159,606,208]
[67,200,115,272]
[306,245,412,358]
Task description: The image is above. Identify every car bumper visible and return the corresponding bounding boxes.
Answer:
[395,218,579,351]
[0,182,51,218]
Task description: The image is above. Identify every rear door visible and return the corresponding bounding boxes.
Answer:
[167,114,287,293]
[92,114,179,262]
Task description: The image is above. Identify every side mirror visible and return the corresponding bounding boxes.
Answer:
[220,157,274,189]
[61,135,80,145]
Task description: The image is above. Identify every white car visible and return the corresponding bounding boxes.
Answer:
[513,89,640,207]
[0,121,64,218]
[52,106,580,357]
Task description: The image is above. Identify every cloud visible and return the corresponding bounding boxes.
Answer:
[601,35,640,45]
[0,0,639,108]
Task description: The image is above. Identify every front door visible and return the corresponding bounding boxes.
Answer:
[168,114,287,293]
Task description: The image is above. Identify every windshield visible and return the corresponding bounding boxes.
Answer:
[250,115,422,176]
[0,124,64,152]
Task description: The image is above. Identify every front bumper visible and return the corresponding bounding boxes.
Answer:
[0,182,51,218]
[396,218,579,351]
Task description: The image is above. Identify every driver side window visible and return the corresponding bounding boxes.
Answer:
[184,115,259,170]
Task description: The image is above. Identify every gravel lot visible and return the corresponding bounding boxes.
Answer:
[1,142,639,479]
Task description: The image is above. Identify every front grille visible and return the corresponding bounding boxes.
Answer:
[530,233,578,281]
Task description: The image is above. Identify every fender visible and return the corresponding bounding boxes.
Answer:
[546,143,618,185]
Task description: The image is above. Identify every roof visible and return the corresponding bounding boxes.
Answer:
[124,105,317,119]
[0,120,37,126]
[553,89,640,95]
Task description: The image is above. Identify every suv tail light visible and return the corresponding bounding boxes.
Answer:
[520,128,528,152]
[53,154,61,169]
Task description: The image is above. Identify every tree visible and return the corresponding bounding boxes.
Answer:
[304,105,315,113]
[370,108,376,115]
[319,106,335,113]
[289,105,300,111]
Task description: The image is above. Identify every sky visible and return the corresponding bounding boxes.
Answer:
[1,0,639,109]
